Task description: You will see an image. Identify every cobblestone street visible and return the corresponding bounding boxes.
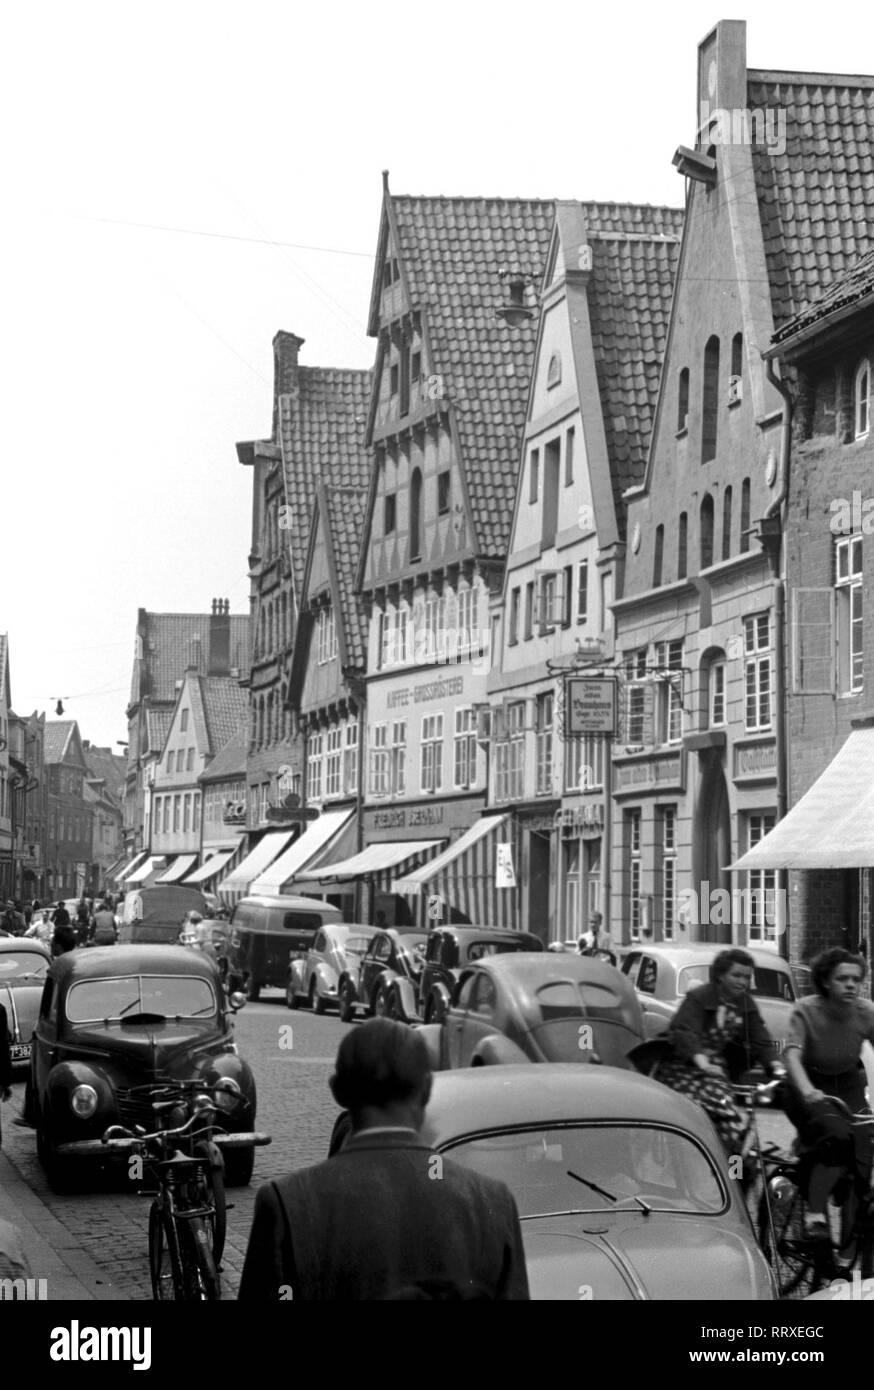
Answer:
[1,996,352,1300]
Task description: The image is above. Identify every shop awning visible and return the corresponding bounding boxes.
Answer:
[114,851,148,885]
[730,729,874,871]
[249,809,356,895]
[391,814,516,928]
[308,839,445,884]
[125,855,167,885]
[155,854,198,885]
[182,848,238,886]
[216,829,298,905]
[104,852,131,882]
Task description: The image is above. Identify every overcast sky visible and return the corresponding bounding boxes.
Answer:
[3,1,871,750]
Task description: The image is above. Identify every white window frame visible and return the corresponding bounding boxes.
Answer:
[565,733,605,793]
[325,727,343,798]
[453,707,477,789]
[746,813,777,945]
[835,535,863,694]
[369,723,389,797]
[391,721,406,795]
[625,650,648,744]
[344,722,359,795]
[654,639,683,745]
[710,660,726,727]
[420,713,444,794]
[627,810,642,942]
[855,358,870,440]
[317,607,338,665]
[744,614,772,732]
[307,732,324,801]
[535,692,554,795]
[458,585,480,656]
[660,807,676,942]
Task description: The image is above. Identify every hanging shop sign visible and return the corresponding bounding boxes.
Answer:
[496,843,516,889]
[564,677,617,736]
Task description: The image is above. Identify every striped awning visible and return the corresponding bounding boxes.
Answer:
[392,814,517,928]
[125,855,167,885]
[216,829,298,906]
[104,852,131,882]
[115,851,149,884]
[155,854,198,884]
[308,839,445,885]
[250,809,356,895]
[182,847,238,886]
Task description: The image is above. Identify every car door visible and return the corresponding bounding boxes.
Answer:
[442,970,478,1068]
[32,975,58,1104]
[360,933,392,1008]
[636,954,673,1036]
[456,970,500,1066]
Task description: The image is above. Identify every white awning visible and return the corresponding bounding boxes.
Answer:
[730,728,874,871]
[308,839,444,882]
[390,814,515,928]
[183,849,237,885]
[115,851,148,884]
[125,855,167,885]
[155,854,198,884]
[249,809,356,895]
[216,829,298,905]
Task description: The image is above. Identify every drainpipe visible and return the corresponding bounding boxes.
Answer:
[763,355,793,961]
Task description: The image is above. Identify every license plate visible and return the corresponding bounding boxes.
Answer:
[10,1043,31,1061]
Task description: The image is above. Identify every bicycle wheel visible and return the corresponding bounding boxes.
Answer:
[757,1184,831,1297]
[149,1202,185,1300]
[178,1217,221,1301]
[194,1140,227,1268]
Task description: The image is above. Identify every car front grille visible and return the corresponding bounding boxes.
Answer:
[114,1081,178,1132]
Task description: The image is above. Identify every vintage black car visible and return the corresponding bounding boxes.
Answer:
[30,945,258,1192]
[337,929,427,1022]
[386,926,544,1023]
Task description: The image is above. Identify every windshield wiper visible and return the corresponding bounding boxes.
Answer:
[117,996,144,1017]
[566,1170,652,1214]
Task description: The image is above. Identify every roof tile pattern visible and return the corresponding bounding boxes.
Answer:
[774,246,874,341]
[199,726,247,783]
[323,486,370,670]
[200,677,249,755]
[130,613,250,707]
[748,74,874,330]
[278,368,373,602]
[43,721,75,764]
[145,708,173,755]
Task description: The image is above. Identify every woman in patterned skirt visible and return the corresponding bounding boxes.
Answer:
[656,948,780,1152]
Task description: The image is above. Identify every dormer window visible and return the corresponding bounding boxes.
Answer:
[855,359,871,440]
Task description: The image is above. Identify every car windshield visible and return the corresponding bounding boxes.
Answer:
[678,964,795,1001]
[66,974,217,1024]
[466,940,534,962]
[0,950,49,984]
[444,1124,725,1217]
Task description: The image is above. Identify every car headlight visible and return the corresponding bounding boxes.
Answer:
[213,1076,242,1111]
[71,1084,99,1119]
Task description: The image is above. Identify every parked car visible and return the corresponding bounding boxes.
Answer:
[117,885,209,945]
[620,944,798,1049]
[286,924,378,1014]
[225,895,344,1001]
[337,929,427,1022]
[30,944,258,1191]
[385,927,544,1023]
[0,938,51,1072]
[417,1066,776,1299]
[417,952,645,1070]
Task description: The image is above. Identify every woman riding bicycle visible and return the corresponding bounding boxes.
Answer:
[782,948,874,1243]
[654,948,780,1152]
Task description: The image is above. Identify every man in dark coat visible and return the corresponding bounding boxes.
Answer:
[238,1019,529,1301]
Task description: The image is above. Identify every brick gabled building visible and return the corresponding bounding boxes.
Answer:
[613,19,873,955]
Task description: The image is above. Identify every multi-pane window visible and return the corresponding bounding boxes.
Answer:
[836,535,863,694]
[627,810,642,941]
[163,799,170,834]
[654,639,683,744]
[259,782,270,823]
[659,807,677,942]
[747,813,777,945]
[325,728,343,798]
[494,702,525,801]
[183,794,191,832]
[307,733,324,801]
[344,722,359,795]
[369,724,388,796]
[855,359,870,440]
[565,733,605,792]
[391,722,406,795]
[173,795,181,832]
[535,692,554,795]
[744,614,772,731]
[539,572,557,631]
[577,560,588,624]
[421,714,444,793]
[710,661,726,727]
[423,594,445,661]
[454,707,477,788]
[625,650,648,744]
[317,607,338,665]
[458,585,479,655]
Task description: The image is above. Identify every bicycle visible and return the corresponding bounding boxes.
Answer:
[100,1081,271,1300]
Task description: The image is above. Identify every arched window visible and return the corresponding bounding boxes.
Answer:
[722,486,733,560]
[700,494,714,570]
[410,467,423,562]
[677,368,689,431]
[653,524,664,588]
[856,359,871,439]
[730,332,743,393]
[701,336,720,463]
[678,512,688,580]
[740,478,751,554]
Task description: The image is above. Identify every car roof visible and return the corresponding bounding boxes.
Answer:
[50,944,222,984]
[628,944,791,970]
[0,938,51,956]
[235,895,342,911]
[467,951,628,988]
[436,927,541,943]
[423,1065,720,1146]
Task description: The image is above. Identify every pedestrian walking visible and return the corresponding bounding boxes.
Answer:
[90,901,118,945]
[238,1018,529,1300]
[51,901,71,930]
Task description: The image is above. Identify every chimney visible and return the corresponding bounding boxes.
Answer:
[209,598,231,675]
[272,331,305,440]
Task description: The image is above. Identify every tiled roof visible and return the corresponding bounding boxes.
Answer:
[388,196,554,557]
[323,486,369,670]
[200,677,249,756]
[199,727,248,783]
[82,745,127,802]
[748,72,874,330]
[145,707,173,755]
[43,720,75,764]
[773,246,874,342]
[582,205,684,533]
[278,368,373,602]
[130,612,251,707]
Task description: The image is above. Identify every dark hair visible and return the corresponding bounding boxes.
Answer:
[709,947,755,983]
[330,1018,430,1113]
[52,924,77,955]
[811,948,867,996]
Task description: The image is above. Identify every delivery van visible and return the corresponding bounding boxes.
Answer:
[225,894,343,1001]
[118,885,209,944]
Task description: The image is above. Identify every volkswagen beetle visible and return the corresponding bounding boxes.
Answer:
[30,945,258,1191]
